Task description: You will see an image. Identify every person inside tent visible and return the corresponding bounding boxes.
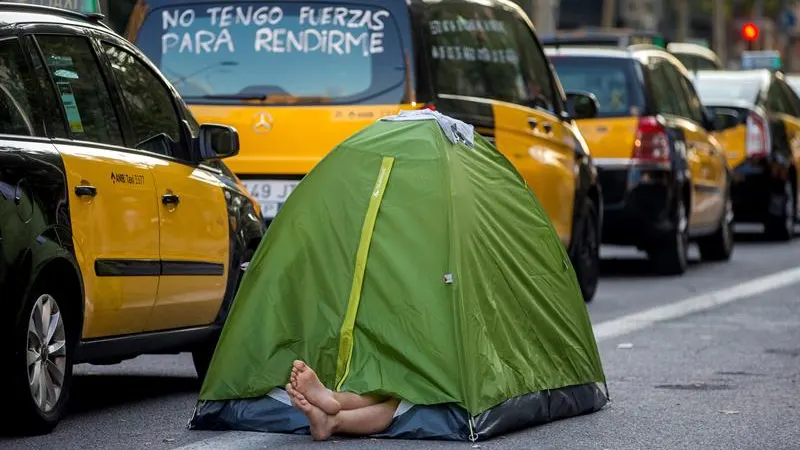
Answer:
[285,360,411,441]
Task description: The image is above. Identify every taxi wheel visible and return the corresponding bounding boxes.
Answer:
[571,199,599,303]
[649,198,689,276]
[764,180,795,241]
[4,283,75,435]
[192,334,217,383]
[698,190,734,261]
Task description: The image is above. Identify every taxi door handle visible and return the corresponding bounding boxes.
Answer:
[74,185,97,197]
[162,193,180,205]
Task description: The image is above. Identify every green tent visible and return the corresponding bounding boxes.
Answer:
[189,110,607,440]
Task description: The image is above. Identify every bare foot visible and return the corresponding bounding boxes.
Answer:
[286,383,335,441]
[291,360,341,415]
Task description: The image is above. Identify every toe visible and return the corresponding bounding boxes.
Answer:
[293,360,305,370]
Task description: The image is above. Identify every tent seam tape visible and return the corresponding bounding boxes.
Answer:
[334,156,395,391]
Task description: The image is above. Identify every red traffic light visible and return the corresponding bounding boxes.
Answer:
[742,22,759,41]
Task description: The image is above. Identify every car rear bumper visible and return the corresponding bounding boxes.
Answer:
[598,163,679,246]
[730,157,782,222]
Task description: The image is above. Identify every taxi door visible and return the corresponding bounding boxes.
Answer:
[661,59,724,228]
[95,38,231,331]
[30,32,160,339]
[775,79,800,214]
[492,102,576,245]
[147,161,231,330]
[492,25,576,245]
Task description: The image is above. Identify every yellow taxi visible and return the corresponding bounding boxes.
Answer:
[125,0,605,301]
[693,69,799,240]
[0,4,263,434]
[546,45,734,275]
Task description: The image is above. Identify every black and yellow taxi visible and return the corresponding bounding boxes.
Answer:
[123,0,605,301]
[692,69,799,240]
[546,45,734,275]
[0,3,264,434]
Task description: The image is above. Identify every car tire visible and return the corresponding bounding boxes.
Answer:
[571,199,600,303]
[764,180,794,241]
[698,189,734,261]
[191,334,217,383]
[3,282,75,435]
[649,197,689,276]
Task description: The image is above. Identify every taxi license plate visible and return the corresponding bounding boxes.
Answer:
[243,179,299,219]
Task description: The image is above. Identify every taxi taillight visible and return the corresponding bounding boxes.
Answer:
[632,116,670,163]
[745,112,769,159]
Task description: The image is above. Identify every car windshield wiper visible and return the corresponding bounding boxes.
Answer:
[187,94,333,104]
[194,94,269,101]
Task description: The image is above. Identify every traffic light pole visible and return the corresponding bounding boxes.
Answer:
[676,0,689,42]
[602,0,616,29]
[712,0,727,65]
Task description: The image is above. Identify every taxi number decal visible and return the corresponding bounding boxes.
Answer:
[110,172,145,185]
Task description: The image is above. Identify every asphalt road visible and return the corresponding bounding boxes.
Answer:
[2,225,799,450]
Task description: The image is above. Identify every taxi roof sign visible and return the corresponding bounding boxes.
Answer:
[4,0,100,13]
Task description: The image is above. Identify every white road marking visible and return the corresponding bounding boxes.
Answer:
[172,432,292,450]
[593,266,800,341]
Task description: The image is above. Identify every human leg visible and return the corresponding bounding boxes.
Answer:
[290,360,388,412]
[332,391,388,410]
[329,398,399,436]
[287,383,399,441]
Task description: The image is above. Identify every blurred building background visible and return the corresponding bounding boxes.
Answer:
[518,0,800,71]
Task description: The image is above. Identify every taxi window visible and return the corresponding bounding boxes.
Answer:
[0,38,36,136]
[102,42,189,160]
[647,58,683,117]
[673,53,720,71]
[134,3,407,105]
[35,35,124,146]
[767,81,793,115]
[550,56,645,118]
[423,3,555,110]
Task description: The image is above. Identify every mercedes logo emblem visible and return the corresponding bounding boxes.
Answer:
[253,112,274,134]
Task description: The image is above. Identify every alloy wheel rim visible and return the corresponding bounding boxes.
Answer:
[26,294,67,414]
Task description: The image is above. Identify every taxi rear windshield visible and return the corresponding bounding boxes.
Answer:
[134,2,407,105]
[693,75,762,105]
[550,56,645,118]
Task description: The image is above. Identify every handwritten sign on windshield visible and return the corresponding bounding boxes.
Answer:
[426,17,519,66]
[161,5,389,57]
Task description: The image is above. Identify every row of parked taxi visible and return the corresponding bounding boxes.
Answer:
[1,0,799,435]
[120,0,800,300]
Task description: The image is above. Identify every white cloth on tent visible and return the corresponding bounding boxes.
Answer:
[380,109,475,148]
[393,399,415,419]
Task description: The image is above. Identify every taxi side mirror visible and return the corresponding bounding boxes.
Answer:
[199,124,239,160]
[565,91,599,120]
[701,107,720,132]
